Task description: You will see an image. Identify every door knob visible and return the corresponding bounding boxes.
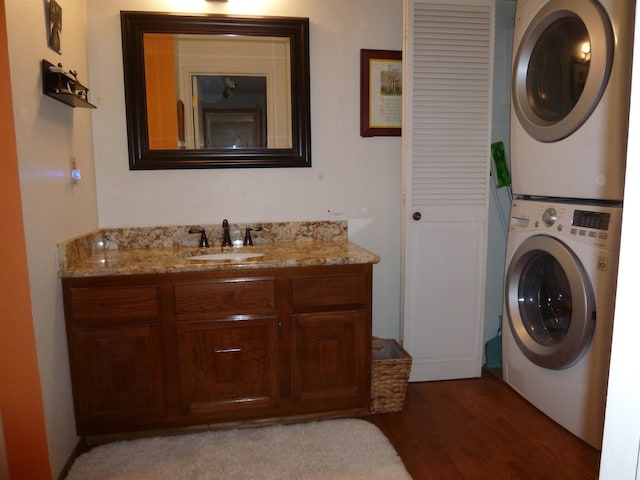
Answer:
[412,211,422,221]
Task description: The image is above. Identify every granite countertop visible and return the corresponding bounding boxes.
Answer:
[57,221,380,278]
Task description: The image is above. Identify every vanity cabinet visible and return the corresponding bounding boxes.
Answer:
[174,277,280,416]
[63,281,167,433]
[290,271,370,409]
[62,264,372,436]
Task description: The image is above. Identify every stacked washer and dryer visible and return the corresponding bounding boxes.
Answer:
[503,0,634,449]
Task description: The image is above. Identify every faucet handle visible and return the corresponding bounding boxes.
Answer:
[188,228,209,248]
[243,227,262,246]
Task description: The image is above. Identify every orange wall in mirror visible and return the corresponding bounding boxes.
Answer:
[144,34,179,149]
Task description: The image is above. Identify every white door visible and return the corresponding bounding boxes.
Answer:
[402,0,495,381]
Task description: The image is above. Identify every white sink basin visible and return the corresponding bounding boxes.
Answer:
[187,252,265,262]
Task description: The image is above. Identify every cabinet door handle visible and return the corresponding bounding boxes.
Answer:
[214,348,241,354]
[277,322,283,338]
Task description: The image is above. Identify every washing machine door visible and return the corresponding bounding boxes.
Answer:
[512,0,614,142]
[505,234,595,369]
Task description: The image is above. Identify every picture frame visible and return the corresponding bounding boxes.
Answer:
[360,49,402,137]
[48,0,62,54]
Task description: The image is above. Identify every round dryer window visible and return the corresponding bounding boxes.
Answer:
[505,235,596,369]
[512,0,614,142]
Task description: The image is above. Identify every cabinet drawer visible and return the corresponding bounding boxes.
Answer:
[290,273,367,308]
[69,286,160,323]
[174,278,276,318]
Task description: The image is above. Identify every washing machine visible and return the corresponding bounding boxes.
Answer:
[510,0,635,201]
[502,198,622,449]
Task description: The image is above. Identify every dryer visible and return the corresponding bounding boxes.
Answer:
[510,0,635,201]
[503,198,622,449]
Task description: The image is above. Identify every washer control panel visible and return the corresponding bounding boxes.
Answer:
[509,199,622,249]
[572,209,611,231]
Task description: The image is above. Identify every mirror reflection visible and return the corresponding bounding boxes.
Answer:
[196,75,267,149]
[144,33,291,150]
[120,12,311,169]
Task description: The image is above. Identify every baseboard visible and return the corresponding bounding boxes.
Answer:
[84,408,369,447]
[57,437,88,480]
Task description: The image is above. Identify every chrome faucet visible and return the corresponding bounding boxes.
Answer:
[222,219,233,246]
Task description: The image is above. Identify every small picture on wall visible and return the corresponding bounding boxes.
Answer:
[360,49,402,137]
[49,0,62,54]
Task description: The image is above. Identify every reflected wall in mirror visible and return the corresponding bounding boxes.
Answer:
[193,75,268,149]
[121,12,311,169]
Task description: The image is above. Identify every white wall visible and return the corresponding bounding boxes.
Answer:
[5,0,99,476]
[484,0,515,347]
[599,2,640,475]
[86,0,404,339]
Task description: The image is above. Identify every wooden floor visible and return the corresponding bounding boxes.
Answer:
[367,371,600,479]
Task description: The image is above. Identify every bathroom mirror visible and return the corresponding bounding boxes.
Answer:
[120,12,311,169]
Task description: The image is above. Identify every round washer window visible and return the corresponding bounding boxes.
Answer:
[512,0,613,142]
[526,16,590,123]
[518,251,572,346]
[505,235,595,369]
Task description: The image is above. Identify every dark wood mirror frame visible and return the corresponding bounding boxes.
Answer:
[120,11,311,169]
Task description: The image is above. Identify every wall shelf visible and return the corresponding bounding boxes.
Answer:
[41,59,96,109]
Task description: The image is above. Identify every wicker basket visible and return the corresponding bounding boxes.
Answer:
[370,337,412,414]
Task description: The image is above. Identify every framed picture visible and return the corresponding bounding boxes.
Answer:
[49,0,62,54]
[360,49,402,137]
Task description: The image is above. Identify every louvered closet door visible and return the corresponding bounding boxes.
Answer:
[402,0,494,381]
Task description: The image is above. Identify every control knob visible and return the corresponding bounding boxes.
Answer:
[542,208,557,227]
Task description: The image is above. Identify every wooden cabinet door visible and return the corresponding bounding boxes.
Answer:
[70,324,166,434]
[291,310,368,408]
[177,318,279,415]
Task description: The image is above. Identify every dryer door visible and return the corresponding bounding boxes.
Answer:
[505,234,595,369]
[512,0,614,142]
